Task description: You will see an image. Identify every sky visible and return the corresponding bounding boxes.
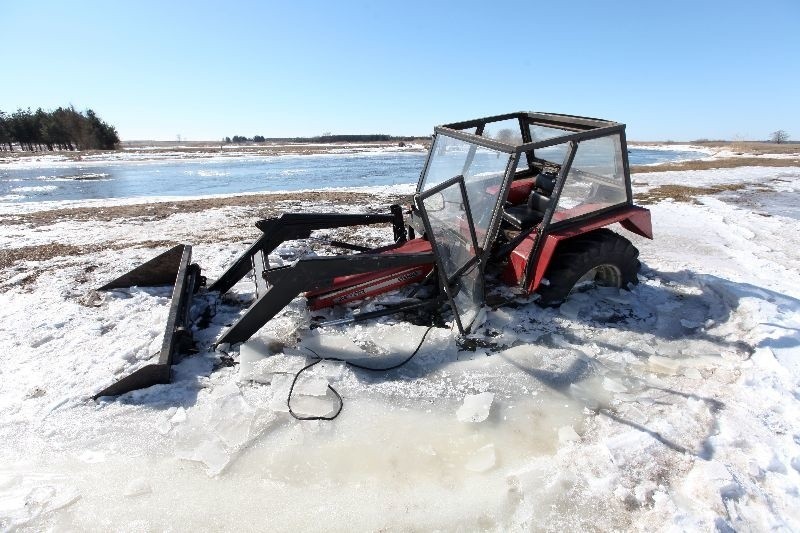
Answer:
[1,0,798,141]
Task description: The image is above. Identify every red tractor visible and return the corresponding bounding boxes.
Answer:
[95,111,652,397]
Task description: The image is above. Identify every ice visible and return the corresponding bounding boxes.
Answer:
[292,374,330,396]
[268,374,293,413]
[602,376,628,393]
[558,426,581,443]
[647,355,682,375]
[464,443,496,472]
[170,406,187,424]
[300,330,366,360]
[172,384,276,475]
[312,359,347,380]
[238,340,270,380]
[123,478,152,497]
[288,395,337,418]
[456,392,494,423]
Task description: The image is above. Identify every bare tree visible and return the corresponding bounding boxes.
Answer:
[769,130,789,144]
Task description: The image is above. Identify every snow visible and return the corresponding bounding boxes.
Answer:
[1,157,799,530]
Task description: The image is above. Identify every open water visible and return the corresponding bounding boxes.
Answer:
[0,148,702,204]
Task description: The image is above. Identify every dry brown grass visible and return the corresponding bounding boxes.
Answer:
[0,240,180,270]
[0,190,410,227]
[636,183,747,205]
[0,190,413,272]
[631,157,800,174]
[631,141,800,155]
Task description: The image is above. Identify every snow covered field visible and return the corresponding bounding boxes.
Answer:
[1,156,800,531]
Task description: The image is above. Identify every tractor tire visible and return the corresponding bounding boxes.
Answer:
[536,229,640,306]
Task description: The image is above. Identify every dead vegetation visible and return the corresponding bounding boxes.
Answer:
[1,190,411,227]
[637,183,747,205]
[0,240,179,270]
[631,157,800,174]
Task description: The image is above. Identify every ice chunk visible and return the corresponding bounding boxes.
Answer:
[313,359,347,380]
[682,367,702,379]
[647,355,681,375]
[123,478,152,497]
[266,374,289,412]
[292,374,329,397]
[175,435,230,476]
[456,392,494,423]
[289,395,337,418]
[211,393,256,448]
[239,337,281,381]
[170,406,187,424]
[155,417,172,435]
[300,330,365,360]
[602,377,628,393]
[465,444,496,472]
[558,426,580,443]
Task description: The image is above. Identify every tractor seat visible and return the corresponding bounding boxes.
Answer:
[503,191,551,230]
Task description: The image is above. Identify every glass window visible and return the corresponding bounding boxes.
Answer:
[482,119,523,145]
[529,124,573,166]
[419,135,512,247]
[554,135,627,222]
[421,181,484,333]
[530,124,572,142]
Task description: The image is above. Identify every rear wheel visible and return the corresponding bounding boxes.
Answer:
[536,229,640,306]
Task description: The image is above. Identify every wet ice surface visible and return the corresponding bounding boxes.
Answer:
[2,169,800,530]
[0,146,701,204]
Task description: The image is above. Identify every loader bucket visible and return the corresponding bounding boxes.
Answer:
[94,244,204,398]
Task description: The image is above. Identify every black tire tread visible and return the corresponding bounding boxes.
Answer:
[536,229,640,306]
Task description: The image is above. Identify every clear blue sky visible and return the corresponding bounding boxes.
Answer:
[1,0,798,141]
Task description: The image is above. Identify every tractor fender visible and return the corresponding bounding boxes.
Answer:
[502,205,652,294]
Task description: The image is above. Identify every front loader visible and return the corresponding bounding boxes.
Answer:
[94,111,652,398]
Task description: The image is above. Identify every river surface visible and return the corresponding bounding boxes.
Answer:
[0,148,702,205]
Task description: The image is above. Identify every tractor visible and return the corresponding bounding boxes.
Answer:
[94,111,652,398]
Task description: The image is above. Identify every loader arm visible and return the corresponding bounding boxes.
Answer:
[209,207,406,295]
[216,251,434,345]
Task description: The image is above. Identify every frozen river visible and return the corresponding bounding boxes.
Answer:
[0,147,703,205]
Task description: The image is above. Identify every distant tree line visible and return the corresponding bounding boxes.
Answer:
[0,106,120,151]
[222,134,418,144]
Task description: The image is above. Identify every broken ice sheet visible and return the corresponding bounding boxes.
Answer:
[292,374,329,397]
[456,392,494,423]
[173,384,278,476]
[123,478,152,497]
[289,395,337,418]
[465,443,496,472]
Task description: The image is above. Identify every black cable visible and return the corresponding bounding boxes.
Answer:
[287,325,436,421]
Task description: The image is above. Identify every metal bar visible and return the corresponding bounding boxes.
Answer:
[216,252,435,345]
[415,190,464,334]
[618,128,634,204]
[521,141,579,288]
[433,127,516,153]
[209,211,399,295]
[515,124,626,154]
[442,111,524,130]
